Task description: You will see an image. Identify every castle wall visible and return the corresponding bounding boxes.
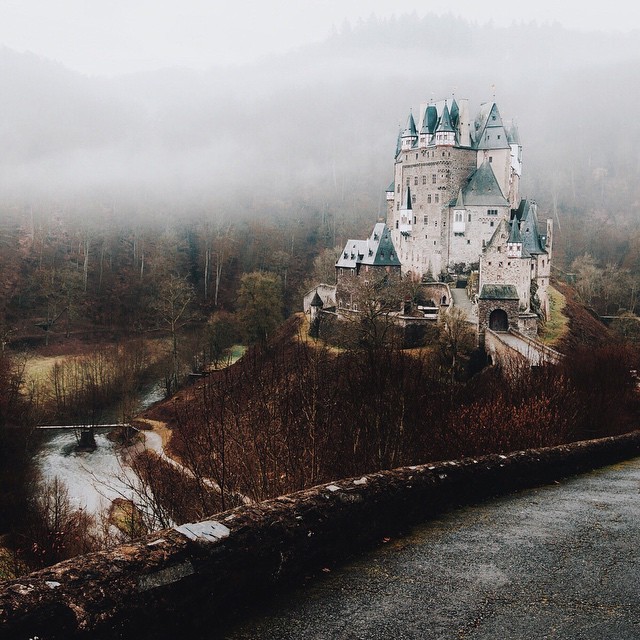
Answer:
[447,204,510,268]
[478,297,520,334]
[388,146,476,278]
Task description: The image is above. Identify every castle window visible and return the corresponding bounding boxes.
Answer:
[432,174,437,184]
[434,241,437,245]
[488,261,492,266]
[397,184,400,193]
[427,195,432,203]
[489,156,493,163]
[414,177,418,185]
[487,209,498,216]
[497,135,501,140]
[468,213,471,222]
[454,232,464,237]
[413,216,417,224]
[542,259,545,266]
[406,177,410,186]
[455,212,463,223]
[415,154,418,159]
[467,240,471,245]
[499,261,503,267]
[435,221,438,227]
[423,215,428,224]
[396,221,398,229]
[435,194,439,203]
[490,221,495,227]
[425,235,428,239]
[531,263,534,270]
[442,152,445,157]
[412,194,416,204]
[396,203,399,211]
[422,176,427,185]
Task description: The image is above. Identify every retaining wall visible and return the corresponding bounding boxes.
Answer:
[2,431,640,639]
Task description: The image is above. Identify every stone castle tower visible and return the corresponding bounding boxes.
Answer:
[386,97,552,325]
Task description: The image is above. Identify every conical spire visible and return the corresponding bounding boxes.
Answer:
[403,111,417,137]
[436,103,455,133]
[404,186,413,210]
[508,219,522,244]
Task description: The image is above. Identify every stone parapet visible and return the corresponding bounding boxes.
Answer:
[2,432,640,639]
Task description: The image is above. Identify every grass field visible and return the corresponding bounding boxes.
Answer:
[540,285,569,346]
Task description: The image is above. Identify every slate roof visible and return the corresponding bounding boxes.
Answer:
[335,223,401,269]
[402,111,417,138]
[436,103,455,133]
[310,291,324,307]
[458,160,509,207]
[474,102,511,150]
[479,284,519,300]
[514,200,546,255]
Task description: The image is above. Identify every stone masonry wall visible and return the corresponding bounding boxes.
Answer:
[2,431,640,640]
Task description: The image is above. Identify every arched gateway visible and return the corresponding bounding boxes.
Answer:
[489,308,509,332]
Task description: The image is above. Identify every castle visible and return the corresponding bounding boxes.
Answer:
[384,96,552,333]
[306,96,552,341]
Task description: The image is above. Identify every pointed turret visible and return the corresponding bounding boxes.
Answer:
[507,218,523,258]
[426,104,438,133]
[401,111,418,151]
[395,127,402,158]
[450,98,460,129]
[435,103,456,146]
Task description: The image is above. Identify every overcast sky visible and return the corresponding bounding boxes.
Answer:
[1,0,639,76]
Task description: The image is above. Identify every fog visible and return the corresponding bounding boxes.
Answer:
[0,10,639,226]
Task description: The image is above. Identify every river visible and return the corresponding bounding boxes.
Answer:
[35,382,165,517]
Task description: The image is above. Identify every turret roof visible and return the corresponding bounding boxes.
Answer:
[508,219,522,244]
[516,200,547,255]
[436,103,455,133]
[402,111,417,138]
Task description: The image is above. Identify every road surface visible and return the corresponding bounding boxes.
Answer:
[215,458,640,639]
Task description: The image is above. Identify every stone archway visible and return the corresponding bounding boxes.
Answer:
[489,308,509,332]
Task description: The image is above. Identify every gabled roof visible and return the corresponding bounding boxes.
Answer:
[336,224,401,270]
[459,160,509,206]
[479,284,519,300]
[310,291,324,307]
[359,223,401,267]
[474,102,511,150]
